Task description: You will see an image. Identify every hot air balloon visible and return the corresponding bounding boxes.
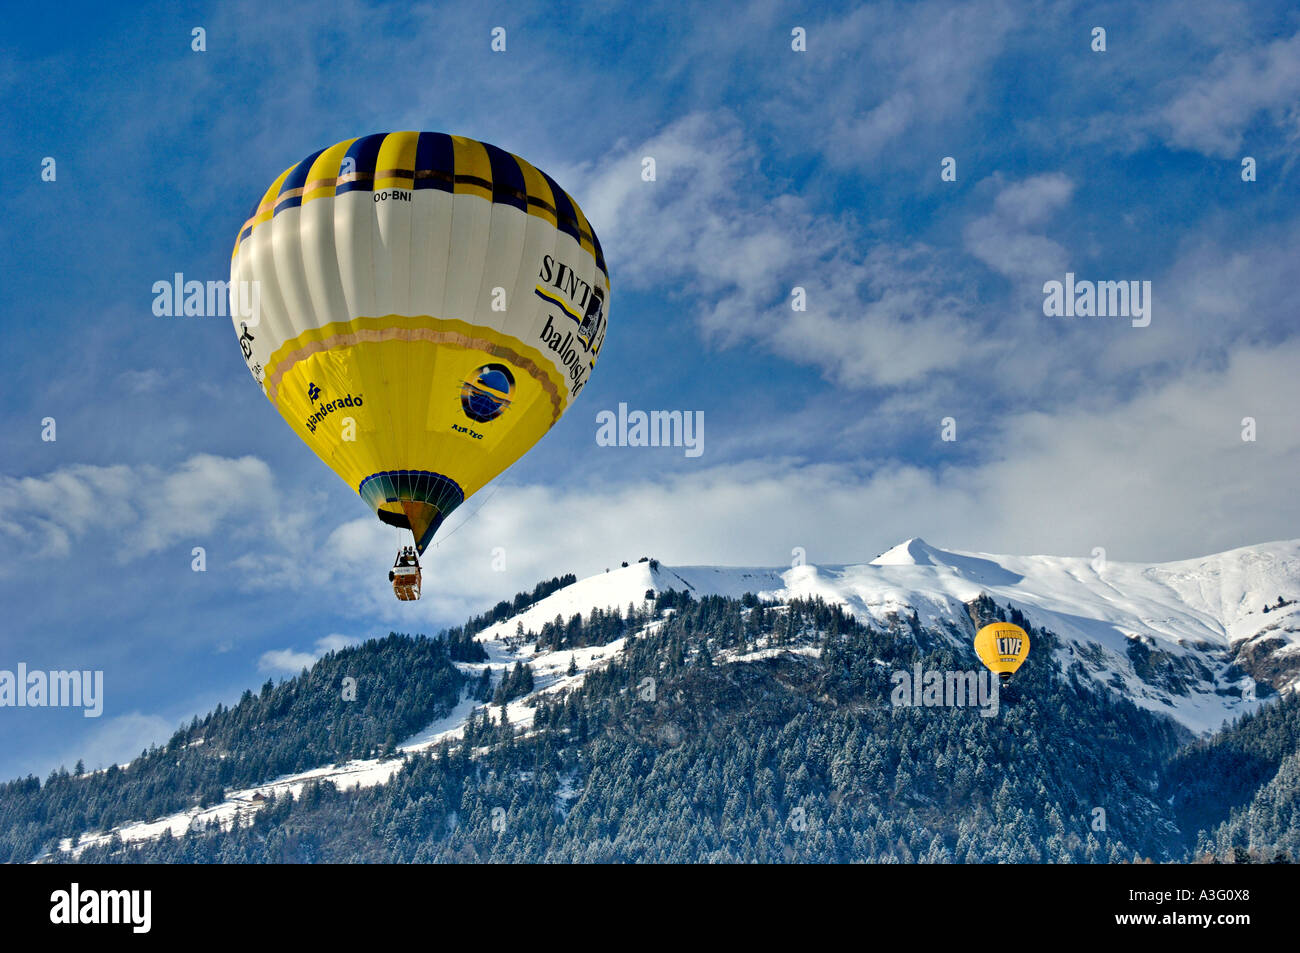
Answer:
[974,621,1030,683]
[229,132,609,600]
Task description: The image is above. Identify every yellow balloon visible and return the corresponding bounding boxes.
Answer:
[974,621,1030,681]
[230,132,608,563]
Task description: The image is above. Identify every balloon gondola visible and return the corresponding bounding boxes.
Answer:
[229,132,609,600]
[389,547,422,602]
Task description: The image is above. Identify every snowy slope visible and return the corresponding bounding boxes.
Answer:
[465,538,1300,736]
[53,538,1300,856]
[56,633,629,859]
[662,538,1300,733]
[503,539,1300,734]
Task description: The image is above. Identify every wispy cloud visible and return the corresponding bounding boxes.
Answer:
[1159,31,1300,157]
[805,0,1017,163]
[0,454,283,565]
[258,634,357,674]
[964,173,1075,288]
[60,712,175,774]
[577,112,983,388]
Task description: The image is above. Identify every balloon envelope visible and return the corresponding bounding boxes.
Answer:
[974,621,1030,677]
[230,132,608,552]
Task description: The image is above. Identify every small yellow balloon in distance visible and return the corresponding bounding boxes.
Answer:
[974,621,1030,682]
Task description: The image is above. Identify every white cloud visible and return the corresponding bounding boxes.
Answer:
[257,648,317,674]
[0,454,279,566]
[574,112,985,389]
[965,341,1300,557]
[782,0,1016,163]
[964,173,1074,285]
[1160,32,1300,157]
[316,633,356,653]
[992,174,1076,229]
[258,634,360,675]
[1100,218,1300,375]
[61,712,175,773]
[117,369,169,394]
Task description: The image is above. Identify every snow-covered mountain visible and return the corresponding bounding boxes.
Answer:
[464,536,1300,735]
[53,537,1300,857]
[630,538,1300,735]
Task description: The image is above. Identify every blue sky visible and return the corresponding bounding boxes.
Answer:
[2,0,1298,779]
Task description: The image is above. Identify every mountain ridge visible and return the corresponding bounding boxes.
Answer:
[18,536,1300,861]
[546,538,1300,735]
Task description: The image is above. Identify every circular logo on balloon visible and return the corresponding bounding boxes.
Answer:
[461,364,515,422]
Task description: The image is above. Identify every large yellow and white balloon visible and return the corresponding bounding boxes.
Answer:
[230,132,608,554]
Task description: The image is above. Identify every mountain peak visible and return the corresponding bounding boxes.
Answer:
[871,537,938,566]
